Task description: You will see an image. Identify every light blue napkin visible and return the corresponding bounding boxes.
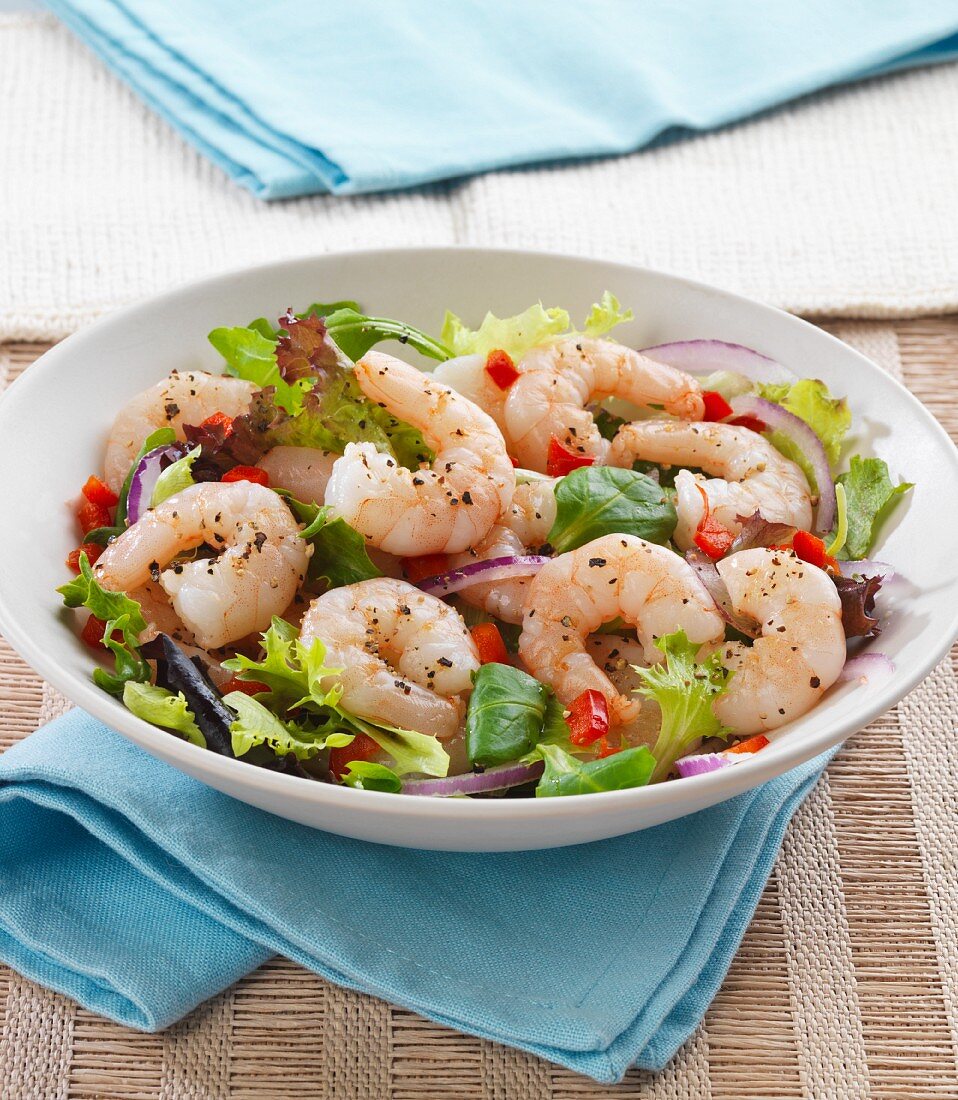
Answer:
[0,711,832,1082]
[45,0,958,199]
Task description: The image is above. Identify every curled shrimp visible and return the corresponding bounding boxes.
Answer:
[519,534,724,723]
[94,481,310,650]
[324,352,515,555]
[609,420,812,549]
[712,548,845,735]
[300,578,480,740]
[104,371,256,491]
[257,446,338,505]
[447,480,558,625]
[503,336,704,471]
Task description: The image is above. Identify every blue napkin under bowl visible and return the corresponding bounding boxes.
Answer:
[0,709,832,1083]
[44,0,958,199]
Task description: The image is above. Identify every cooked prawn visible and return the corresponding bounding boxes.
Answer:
[300,578,480,740]
[507,478,558,549]
[609,420,813,549]
[257,446,338,504]
[93,481,310,650]
[712,548,845,735]
[504,336,704,471]
[519,534,724,723]
[104,371,256,491]
[324,352,515,555]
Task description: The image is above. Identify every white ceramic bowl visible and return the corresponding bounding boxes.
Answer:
[1,248,956,851]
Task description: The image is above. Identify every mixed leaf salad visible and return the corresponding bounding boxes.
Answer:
[60,294,910,798]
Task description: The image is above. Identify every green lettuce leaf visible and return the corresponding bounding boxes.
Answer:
[225,691,352,761]
[122,681,205,747]
[547,466,677,554]
[340,760,403,792]
[535,743,655,797]
[322,307,452,363]
[465,662,551,768]
[282,497,383,589]
[758,378,851,483]
[441,302,569,360]
[345,714,450,777]
[582,291,634,337]
[633,630,731,782]
[58,553,151,695]
[151,446,200,507]
[208,325,313,415]
[835,456,913,559]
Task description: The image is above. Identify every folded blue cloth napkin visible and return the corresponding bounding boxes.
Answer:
[0,711,833,1082]
[45,0,958,199]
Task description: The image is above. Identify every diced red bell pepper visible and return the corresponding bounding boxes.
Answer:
[220,675,269,697]
[546,437,596,479]
[728,415,767,434]
[567,689,610,746]
[485,349,520,390]
[403,553,450,583]
[82,474,119,508]
[199,411,234,436]
[692,484,735,560]
[594,734,622,758]
[221,465,270,486]
[77,499,113,535]
[509,456,519,468]
[471,622,509,665]
[80,614,125,648]
[701,390,734,421]
[726,733,770,755]
[791,529,838,572]
[328,732,380,781]
[66,542,103,573]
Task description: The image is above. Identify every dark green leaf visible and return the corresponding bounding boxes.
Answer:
[283,497,383,588]
[535,743,655,796]
[324,307,452,363]
[340,761,402,792]
[465,663,550,768]
[547,466,677,554]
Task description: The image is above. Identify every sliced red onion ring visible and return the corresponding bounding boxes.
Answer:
[126,443,190,526]
[401,760,544,797]
[675,753,732,778]
[729,394,836,535]
[838,559,895,581]
[839,652,895,683]
[640,340,796,384]
[685,548,761,638]
[417,555,550,596]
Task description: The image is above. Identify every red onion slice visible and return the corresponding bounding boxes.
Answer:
[839,652,895,683]
[685,548,761,638]
[640,340,796,384]
[417,555,550,596]
[126,443,190,526]
[401,760,544,797]
[838,559,895,581]
[729,394,836,535]
[675,753,732,778]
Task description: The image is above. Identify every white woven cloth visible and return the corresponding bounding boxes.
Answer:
[3,12,958,341]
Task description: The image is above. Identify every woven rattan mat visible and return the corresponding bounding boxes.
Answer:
[1,319,957,1099]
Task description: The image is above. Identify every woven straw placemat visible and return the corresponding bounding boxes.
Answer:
[1,319,957,1098]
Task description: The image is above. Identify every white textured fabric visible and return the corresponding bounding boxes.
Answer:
[2,13,958,341]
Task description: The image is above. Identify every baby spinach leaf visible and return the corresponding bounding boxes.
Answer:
[465,663,550,768]
[324,307,452,363]
[340,761,403,792]
[547,466,677,554]
[535,743,655,796]
[283,497,383,589]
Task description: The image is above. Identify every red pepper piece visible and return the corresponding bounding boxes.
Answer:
[403,553,450,583]
[485,349,520,390]
[594,734,622,758]
[220,675,269,697]
[328,732,381,781]
[77,499,113,535]
[691,484,735,560]
[546,437,596,479]
[199,411,234,436]
[726,733,770,755]
[82,474,119,508]
[791,529,838,572]
[701,390,734,421]
[567,689,610,747]
[66,542,103,573]
[221,465,270,486]
[728,415,767,434]
[79,614,123,648]
[471,622,510,665]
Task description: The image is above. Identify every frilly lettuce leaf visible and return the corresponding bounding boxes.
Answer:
[758,378,851,473]
[633,630,731,782]
[208,324,314,415]
[123,682,205,747]
[582,291,634,337]
[835,455,912,559]
[225,691,353,761]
